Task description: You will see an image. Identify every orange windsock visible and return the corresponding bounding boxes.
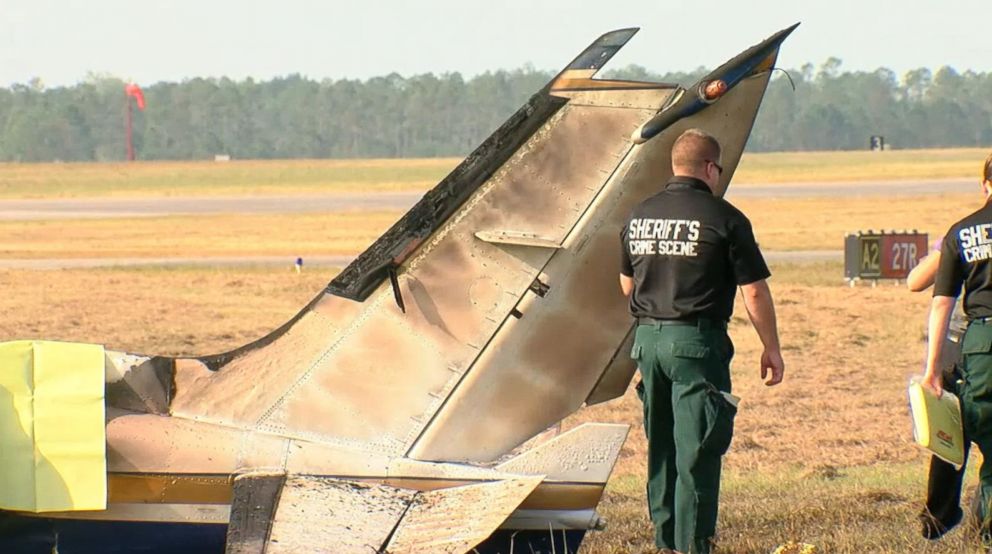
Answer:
[125,83,146,111]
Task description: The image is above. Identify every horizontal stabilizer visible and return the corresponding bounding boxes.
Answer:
[227,473,542,553]
[383,476,542,553]
[225,472,286,554]
[265,477,415,553]
[496,423,628,483]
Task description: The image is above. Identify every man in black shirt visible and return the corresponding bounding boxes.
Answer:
[620,129,785,554]
[924,152,992,542]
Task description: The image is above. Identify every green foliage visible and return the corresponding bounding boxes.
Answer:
[2,61,991,161]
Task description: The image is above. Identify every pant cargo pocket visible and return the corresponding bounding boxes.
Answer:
[700,386,737,456]
[963,326,992,401]
[671,341,709,360]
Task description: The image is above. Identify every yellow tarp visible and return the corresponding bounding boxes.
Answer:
[909,377,965,468]
[0,340,106,512]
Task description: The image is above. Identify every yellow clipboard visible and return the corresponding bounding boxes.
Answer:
[908,377,964,468]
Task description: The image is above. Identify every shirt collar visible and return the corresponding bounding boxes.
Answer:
[665,176,713,195]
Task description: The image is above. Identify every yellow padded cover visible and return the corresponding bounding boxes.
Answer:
[0,340,106,512]
[908,377,964,468]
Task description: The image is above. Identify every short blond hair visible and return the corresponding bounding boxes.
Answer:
[984,151,992,183]
[671,129,721,173]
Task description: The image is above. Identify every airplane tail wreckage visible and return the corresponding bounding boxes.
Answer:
[0,24,797,554]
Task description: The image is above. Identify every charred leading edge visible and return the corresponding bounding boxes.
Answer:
[0,24,797,554]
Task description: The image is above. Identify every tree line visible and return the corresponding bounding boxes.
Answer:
[1,59,990,162]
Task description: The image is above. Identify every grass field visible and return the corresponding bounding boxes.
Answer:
[0,147,986,198]
[577,262,979,553]
[0,158,453,198]
[0,261,979,552]
[0,212,399,258]
[738,193,977,251]
[733,148,988,185]
[0,266,329,355]
[4,150,992,553]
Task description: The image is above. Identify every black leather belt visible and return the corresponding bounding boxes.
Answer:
[637,316,727,330]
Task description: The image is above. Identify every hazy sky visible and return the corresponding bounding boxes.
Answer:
[4,0,990,88]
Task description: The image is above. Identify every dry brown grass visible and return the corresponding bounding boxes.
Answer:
[0,260,981,552]
[736,193,978,251]
[578,262,983,553]
[0,212,400,258]
[733,148,989,184]
[0,147,986,198]
[0,266,331,356]
[0,158,457,198]
[5,153,992,552]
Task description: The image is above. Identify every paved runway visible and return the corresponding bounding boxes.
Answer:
[0,192,422,221]
[0,178,958,268]
[0,251,842,270]
[728,178,973,198]
[0,255,356,270]
[0,178,973,221]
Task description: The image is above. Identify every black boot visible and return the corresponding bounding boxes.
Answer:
[920,505,964,540]
[920,453,967,539]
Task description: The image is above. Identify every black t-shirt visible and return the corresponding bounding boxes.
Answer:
[620,176,770,321]
[934,201,992,319]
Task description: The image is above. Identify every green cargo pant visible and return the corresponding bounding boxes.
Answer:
[633,320,736,554]
[958,322,992,536]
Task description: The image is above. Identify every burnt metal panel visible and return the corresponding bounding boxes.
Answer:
[584,325,637,406]
[326,91,567,302]
[105,413,290,474]
[105,354,174,414]
[409,61,781,464]
[266,478,415,554]
[326,28,647,303]
[225,472,287,554]
[194,292,327,371]
[149,28,647,374]
[251,101,652,456]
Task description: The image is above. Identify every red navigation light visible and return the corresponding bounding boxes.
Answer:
[702,79,728,101]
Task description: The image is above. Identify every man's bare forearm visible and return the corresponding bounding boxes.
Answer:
[925,295,956,377]
[740,280,781,351]
[619,274,634,297]
[907,252,940,292]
